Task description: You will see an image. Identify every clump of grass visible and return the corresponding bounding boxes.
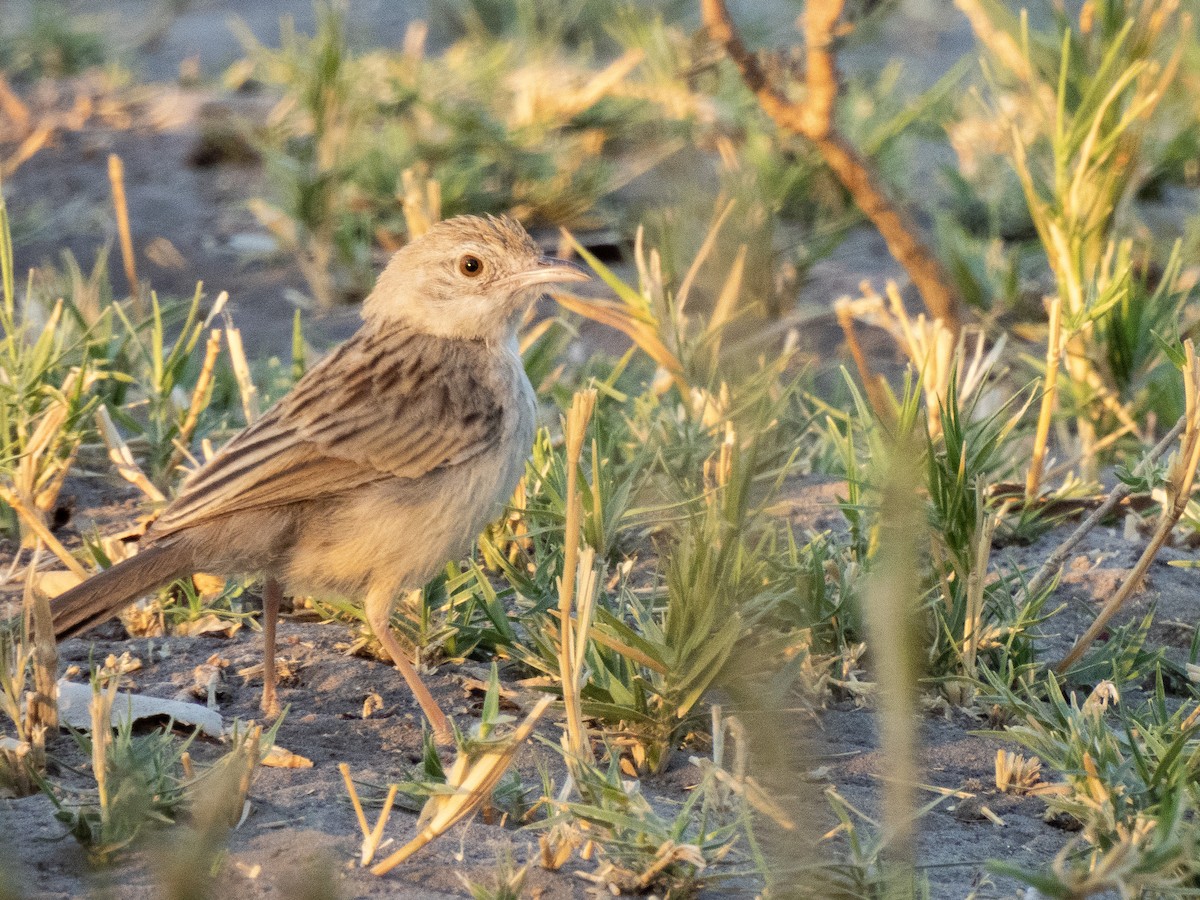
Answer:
[42,676,200,861]
[236,1,676,306]
[0,194,101,551]
[961,0,1190,481]
[0,630,43,797]
[104,288,230,490]
[538,755,746,897]
[457,843,529,900]
[0,1,105,80]
[983,671,1200,895]
[41,679,277,865]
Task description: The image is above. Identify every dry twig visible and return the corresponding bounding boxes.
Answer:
[1057,342,1200,671]
[701,0,961,332]
[1024,415,1186,608]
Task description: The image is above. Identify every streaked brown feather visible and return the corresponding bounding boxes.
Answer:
[149,322,503,539]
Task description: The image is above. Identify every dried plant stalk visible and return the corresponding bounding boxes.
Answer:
[837,282,1006,436]
[370,695,553,874]
[23,544,57,732]
[1057,341,1200,671]
[107,154,139,303]
[225,318,260,425]
[400,168,442,239]
[0,484,88,579]
[1024,415,1185,605]
[558,388,598,772]
[95,406,166,503]
[1026,297,1063,501]
[860,433,925,865]
[90,677,119,826]
[834,299,891,423]
[165,327,224,477]
[2,124,53,178]
[962,490,990,681]
[994,750,1042,795]
[8,364,96,541]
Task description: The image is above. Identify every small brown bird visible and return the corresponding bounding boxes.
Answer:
[51,215,588,743]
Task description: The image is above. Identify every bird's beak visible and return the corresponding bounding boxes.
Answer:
[510,256,591,289]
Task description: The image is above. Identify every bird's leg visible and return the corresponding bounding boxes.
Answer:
[365,587,453,745]
[260,577,282,718]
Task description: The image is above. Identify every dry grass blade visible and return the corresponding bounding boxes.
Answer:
[676,198,735,313]
[95,406,165,504]
[165,327,224,477]
[553,291,685,391]
[338,762,372,841]
[0,484,88,579]
[23,543,57,733]
[369,695,553,875]
[1058,340,1200,671]
[861,432,925,864]
[107,153,139,303]
[1,125,53,179]
[558,389,597,772]
[224,315,259,425]
[338,762,400,867]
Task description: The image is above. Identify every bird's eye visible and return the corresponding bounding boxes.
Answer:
[458,254,484,277]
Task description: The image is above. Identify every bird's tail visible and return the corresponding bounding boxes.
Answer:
[52,543,194,641]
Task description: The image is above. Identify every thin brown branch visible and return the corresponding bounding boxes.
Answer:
[1026,414,1185,606]
[701,0,962,332]
[1057,342,1200,672]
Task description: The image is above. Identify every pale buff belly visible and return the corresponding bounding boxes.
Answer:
[281,442,525,600]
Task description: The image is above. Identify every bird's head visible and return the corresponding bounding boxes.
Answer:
[363,214,589,342]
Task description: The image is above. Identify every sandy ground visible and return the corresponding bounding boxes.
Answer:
[3,472,1197,897]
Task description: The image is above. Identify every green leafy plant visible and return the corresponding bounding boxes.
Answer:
[982,671,1200,895]
[0,0,105,79]
[0,192,101,545]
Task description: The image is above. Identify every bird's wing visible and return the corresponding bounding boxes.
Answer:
[150,325,505,538]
